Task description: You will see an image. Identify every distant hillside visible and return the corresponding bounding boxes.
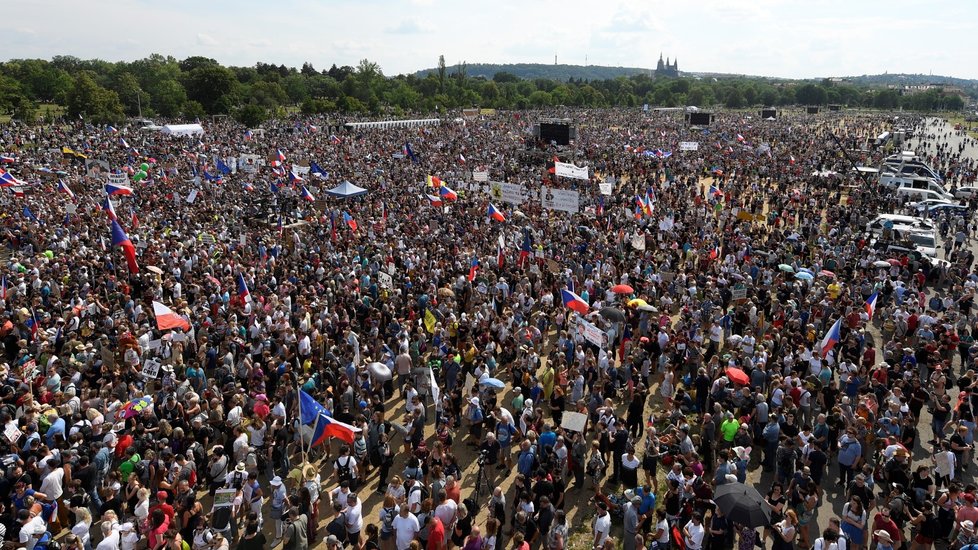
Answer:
[414,63,651,81]
[838,73,978,93]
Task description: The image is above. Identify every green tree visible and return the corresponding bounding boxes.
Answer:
[11,96,37,122]
[66,71,124,123]
[281,74,309,104]
[493,71,519,84]
[724,88,746,109]
[437,55,447,93]
[528,90,552,107]
[234,104,267,128]
[152,79,187,118]
[249,80,288,108]
[795,83,828,105]
[183,65,235,113]
[182,100,206,120]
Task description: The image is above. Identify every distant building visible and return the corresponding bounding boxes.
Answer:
[655,53,679,78]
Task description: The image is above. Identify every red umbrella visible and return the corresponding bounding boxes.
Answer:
[818,270,835,278]
[887,258,901,266]
[725,367,750,386]
[612,284,634,294]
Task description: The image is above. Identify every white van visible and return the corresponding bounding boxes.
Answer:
[893,186,953,203]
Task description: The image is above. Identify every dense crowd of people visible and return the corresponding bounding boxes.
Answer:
[0,106,977,550]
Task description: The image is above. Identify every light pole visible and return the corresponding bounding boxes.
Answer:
[134,86,143,119]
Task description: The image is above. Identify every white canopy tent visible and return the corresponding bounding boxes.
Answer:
[160,124,205,137]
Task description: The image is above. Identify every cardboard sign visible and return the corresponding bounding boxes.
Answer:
[377,271,393,289]
[142,358,161,379]
[212,488,236,509]
[4,424,21,444]
[186,189,199,204]
[107,172,129,186]
[21,359,38,382]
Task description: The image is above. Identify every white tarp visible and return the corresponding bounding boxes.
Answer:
[541,187,580,213]
[554,161,589,180]
[161,124,204,137]
[679,141,700,151]
[489,181,527,205]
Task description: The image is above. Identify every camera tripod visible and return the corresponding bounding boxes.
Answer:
[471,455,496,506]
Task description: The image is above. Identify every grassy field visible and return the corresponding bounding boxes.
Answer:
[0,103,65,124]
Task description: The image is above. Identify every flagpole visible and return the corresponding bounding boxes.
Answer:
[296,376,309,467]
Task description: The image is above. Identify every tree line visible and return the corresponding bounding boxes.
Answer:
[0,54,969,126]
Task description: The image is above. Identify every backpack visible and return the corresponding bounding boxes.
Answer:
[335,456,354,483]
[381,506,397,534]
[410,482,430,504]
[133,459,148,483]
[228,470,246,490]
[920,514,938,539]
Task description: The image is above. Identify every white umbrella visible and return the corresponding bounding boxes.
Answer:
[367,362,392,382]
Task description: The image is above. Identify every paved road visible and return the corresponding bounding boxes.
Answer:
[754,115,978,550]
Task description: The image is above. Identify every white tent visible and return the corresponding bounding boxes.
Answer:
[161,124,205,137]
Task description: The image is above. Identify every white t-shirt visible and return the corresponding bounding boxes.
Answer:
[593,512,612,546]
[393,513,421,550]
[345,500,363,534]
[19,516,47,549]
[686,522,706,550]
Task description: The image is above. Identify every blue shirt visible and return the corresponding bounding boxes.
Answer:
[838,435,862,467]
[517,449,536,476]
[538,430,557,450]
[762,422,780,443]
[45,418,66,447]
[636,487,656,515]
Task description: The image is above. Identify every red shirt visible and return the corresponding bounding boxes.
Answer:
[427,517,445,550]
[150,502,175,524]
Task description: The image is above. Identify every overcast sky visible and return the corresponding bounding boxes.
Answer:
[6,0,977,80]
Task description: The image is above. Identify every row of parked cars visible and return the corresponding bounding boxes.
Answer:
[873,151,977,214]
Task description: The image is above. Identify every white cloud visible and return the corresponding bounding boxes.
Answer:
[196,33,218,46]
[2,0,976,79]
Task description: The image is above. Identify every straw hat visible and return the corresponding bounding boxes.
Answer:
[303,463,318,481]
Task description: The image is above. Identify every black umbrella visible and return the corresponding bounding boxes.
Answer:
[713,482,771,528]
[598,307,626,323]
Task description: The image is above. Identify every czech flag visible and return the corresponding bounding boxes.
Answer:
[561,289,590,315]
[299,390,360,445]
[276,149,286,162]
[458,153,466,164]
[1,275,7,300]
[865,291,879,320]
[497,244,505,269]
[0,169,26,187]
[426,194,443,207]
[488,203,505,222]
[110,219,139,274]
[0,155,14,164]
[300,185,315,202]
[427,175,443,188]
[244,129,253,141]
[106,125,118,133]
[237,273,252,303]
[789,155,796,165]
[152,301,190,332]
[57,180,75,200]
[736,134,745,142]
[289,170,304,184]
[596,196,604,217]
[242,182,254,192]
[119,137,129,149]
[102,197,118,221]
[105,182,134,196]
[467,258,480,282]
[819,318,842,358]
[343,212,358,231]
[439,185,458,201]
[519,228,533,265]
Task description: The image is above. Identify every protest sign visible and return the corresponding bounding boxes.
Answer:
[598,182,614,196]
[554,161,589,180]
[213,489,236,509]
[679,141,700,151]
[574,315,610,349]
[378,271,393,289]
[489,181,526,205]
[142,358,162,379]
[541,187,580,213]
